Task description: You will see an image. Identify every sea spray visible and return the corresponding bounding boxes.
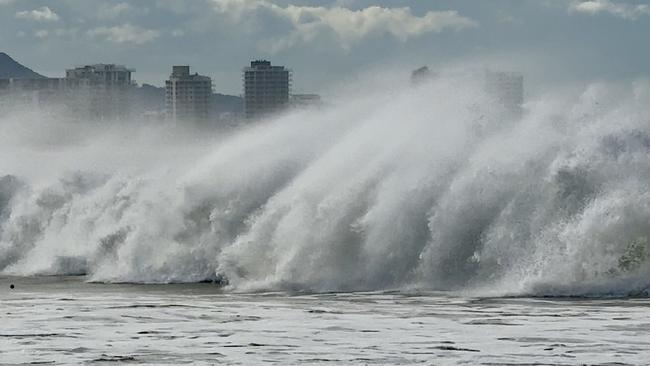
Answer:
[1,71,650,296]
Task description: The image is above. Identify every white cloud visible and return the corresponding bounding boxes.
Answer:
[54,28,79,37]
[15,6,60,21]
[496,10,521,25]
[569,0,650,20]
[211,0,477,52]
[87,24,160,44]
[97,2,148,19]
[98,2,134,19]
[34,30,49,38]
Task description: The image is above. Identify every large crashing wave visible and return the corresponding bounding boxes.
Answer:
[2,72,650,296]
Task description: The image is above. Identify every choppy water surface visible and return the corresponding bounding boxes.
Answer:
[2,276,649,365]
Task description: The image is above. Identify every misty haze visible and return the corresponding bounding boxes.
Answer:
[2,1,650,365]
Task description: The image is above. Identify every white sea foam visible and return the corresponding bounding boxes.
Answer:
[2,70,650,296]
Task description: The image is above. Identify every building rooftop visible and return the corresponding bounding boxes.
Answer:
[251,60,271,67]
[168,65,211,81]
[244,60,288,72]
[68,64,135,72]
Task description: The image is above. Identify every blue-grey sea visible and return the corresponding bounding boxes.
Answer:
[2,276,649,365]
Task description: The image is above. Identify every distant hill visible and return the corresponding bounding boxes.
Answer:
[212,93,243,116]
[132,83,166,112]
[0,52,45,79]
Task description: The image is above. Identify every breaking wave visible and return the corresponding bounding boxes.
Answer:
[2,70,650,297]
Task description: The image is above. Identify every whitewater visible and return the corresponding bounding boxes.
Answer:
[2,70,650,297]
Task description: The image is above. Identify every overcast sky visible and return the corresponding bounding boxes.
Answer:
[1,0,649,95]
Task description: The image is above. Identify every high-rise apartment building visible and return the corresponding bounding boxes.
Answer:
[1,64,134,118]
[165,66,212,123]
[65,64,134,120]
[243,60,290,119]
[66,64,133,85]
[483,70,524,117]
[0,77,72,108]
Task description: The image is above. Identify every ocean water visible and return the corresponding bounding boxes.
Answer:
[2,71,650,364]
[3,276,650,365]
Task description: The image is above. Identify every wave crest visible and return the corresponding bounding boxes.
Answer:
[2,73,650,296]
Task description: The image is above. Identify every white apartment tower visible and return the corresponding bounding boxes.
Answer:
[165,66,212,123]
[65,64,135,120]
[243,60,291,120]
[483,70,524,118]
